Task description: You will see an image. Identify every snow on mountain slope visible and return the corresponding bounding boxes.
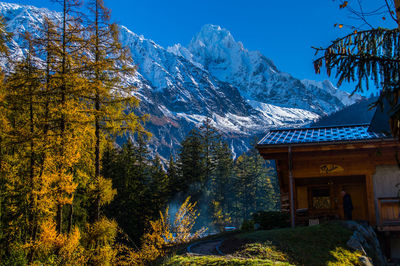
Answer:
[0,2,62,61]
[0,3,362,159]
[301,79,362,107]
[171,24,361,115]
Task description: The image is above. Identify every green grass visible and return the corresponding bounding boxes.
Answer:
[161,222,362,266]
[235,222,362,266]
[233,242,288,262]
[163,255,290,265]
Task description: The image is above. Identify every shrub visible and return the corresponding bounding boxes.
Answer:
[252,211,290,230]
[241,219,255,231]
[122,196,207,265]
[82,218,118,265]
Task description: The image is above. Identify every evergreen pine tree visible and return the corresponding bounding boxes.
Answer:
[178,128,205,202]
[149,155,170,216]
[209,141,233,230]
[199,117,220,182]
[167,154,183,195]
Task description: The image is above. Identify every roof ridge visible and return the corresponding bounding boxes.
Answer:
[269,123,371,132]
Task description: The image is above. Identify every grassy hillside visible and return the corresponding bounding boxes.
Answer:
[161,222,362,266]
[164,256,290,266]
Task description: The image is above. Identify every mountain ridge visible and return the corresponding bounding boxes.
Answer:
[0,2,363,159]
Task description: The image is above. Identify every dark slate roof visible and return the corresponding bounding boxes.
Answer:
[311,98,376,128]
[258,124,390,146]
[258,96,396,147]
[310,97,392,135]
[368,97,392,134]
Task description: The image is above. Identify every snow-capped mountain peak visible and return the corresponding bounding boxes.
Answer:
[186,24,280,85]
[190,24,242,51]
[0,2,363,159]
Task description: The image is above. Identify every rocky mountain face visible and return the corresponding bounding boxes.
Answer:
[0,2,363,159]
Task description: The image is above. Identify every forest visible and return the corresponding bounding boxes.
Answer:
[0,0,279,264]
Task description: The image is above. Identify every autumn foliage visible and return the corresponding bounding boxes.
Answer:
[0,0,143,265]
[119,196,207,265]
[0,1,280,265]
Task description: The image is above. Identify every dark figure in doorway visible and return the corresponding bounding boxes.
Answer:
[341,190,353,220]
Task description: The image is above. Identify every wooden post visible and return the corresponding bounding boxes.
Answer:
[365,173,376,226]
[288,146,295,228]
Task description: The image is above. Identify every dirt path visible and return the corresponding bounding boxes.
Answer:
[187,239,224,255]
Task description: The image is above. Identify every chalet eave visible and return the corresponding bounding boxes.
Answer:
[257,138,398,159]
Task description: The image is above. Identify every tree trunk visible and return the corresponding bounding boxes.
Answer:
[57,0,66,235]
[56,204,62,234]
[67,203,73,233]
[28,51,35,240]
[94,0,101,222]
[28,222,37,263]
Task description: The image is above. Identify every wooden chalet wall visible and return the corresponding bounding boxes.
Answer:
[258,140,400,226]
[373,165,400,230]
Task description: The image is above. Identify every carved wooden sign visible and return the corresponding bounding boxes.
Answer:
[320,164,344,174]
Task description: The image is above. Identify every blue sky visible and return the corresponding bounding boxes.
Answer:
[5,0,396,96]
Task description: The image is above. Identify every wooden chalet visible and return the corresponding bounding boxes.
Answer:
[256,99,400,259]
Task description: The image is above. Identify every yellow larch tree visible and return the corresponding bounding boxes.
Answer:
[84,0,145,222]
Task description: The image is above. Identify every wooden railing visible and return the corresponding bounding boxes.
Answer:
[281,192,290,212]
[378,197,400,227]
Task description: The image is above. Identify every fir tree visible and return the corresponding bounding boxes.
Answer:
[167,154,182,195]
[199,117,220,182]
[178,128,205,202]
[234,153,255,221]
[103,141,153,245]
[314,0,400,137]
[149,155,170,217]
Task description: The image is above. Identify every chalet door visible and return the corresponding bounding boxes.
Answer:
[343,184,368,221]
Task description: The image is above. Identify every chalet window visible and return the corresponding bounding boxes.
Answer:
[311,187,330,209]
